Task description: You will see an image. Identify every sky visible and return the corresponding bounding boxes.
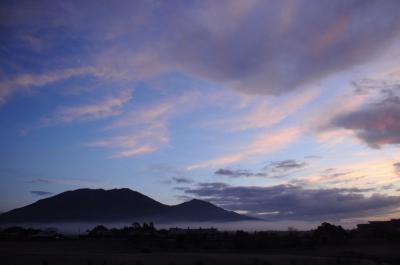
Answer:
[1,0,400,227]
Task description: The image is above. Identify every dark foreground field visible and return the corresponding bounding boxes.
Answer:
[0,239,398,265]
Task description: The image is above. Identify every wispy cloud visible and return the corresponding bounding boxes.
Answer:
[267,159,307,173]
[214,159,306,178]
[292,158,398,190]
[188,127,300,169]
[320,168,353,179]
[88,91,200,158]
[0,66,96,105]
[27,178,103,188]
[23,90,133,133]
[30,190,53,196]
[215,168,267,178]
[51,90,132,123]
[204,89,317,131]
[172,177,194,184]
[394,162,400,176]
[87,123,168,158]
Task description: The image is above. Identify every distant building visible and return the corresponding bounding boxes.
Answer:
[32,227,60,239]
[1,226,27,238]
[357,219,400,238]
[168,227,218,235]
[168,227,186,235]
[88,225,112,237]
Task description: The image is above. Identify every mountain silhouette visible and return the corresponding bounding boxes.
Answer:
[0,188,255,223]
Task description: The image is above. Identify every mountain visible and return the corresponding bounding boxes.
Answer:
[0,188,255,223]
[168,199,248,222]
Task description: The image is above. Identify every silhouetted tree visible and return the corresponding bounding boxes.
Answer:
[314,222,347,245]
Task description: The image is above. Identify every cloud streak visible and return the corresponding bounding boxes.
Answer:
[205,89,317,131]
[172,177,194,184]
[268,159,307,172]
[214,159,306,178]
[87,123,168,158]
[88,91,199,158]
[394,162,400,176]
[22,90,133,134]
[30,190,53,196]
[182,183,400,220]
[0,67,97,105]
[188,127,300,169]
[52,90,132,123]
[27,178,102,187]
[215,169,267,178]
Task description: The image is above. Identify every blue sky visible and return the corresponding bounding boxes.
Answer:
[1,0,400,225]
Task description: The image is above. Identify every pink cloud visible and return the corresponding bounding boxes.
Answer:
[188,127,300,169]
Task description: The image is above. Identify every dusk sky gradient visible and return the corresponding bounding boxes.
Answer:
[1,0,400,227]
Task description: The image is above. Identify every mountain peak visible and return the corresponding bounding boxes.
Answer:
[188,198,207,203]
[0,188,255,223]
[184,199,215,206]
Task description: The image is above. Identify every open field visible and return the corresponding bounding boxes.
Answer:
[1,239,398,265]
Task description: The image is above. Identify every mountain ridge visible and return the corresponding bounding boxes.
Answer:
[0,188,256,224]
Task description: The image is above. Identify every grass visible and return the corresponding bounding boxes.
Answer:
[0,239,396,265]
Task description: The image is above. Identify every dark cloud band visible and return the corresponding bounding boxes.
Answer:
[181,183,400,221]
[31,190,53,196]
[332,96,400,148]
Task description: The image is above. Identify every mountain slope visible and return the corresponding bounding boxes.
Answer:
[0,188,168,223]
[167,199,249,222]
[0,188,255,223]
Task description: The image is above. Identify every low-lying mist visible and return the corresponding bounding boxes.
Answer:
[0,220,358,235]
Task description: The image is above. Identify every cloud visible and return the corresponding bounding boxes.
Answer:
[317,70,400,148]
[30,190,53,196]
[205,89,317,131]
[172,177,194,184]
[1,0,399,107]
[296,168,361,187]
[106,101,174,130]
[215,168,267,178]
[320,168,353,179]
[381,184,395,190]
[214,159,306,178]
[50,90,132,123]
[88,91,199,158]
[304,155,322,159]
[27,178,102,187]
[290,157,398,189]
[87,100,174,158]
[87,123,168,158]
[394,162,400,176]
[144,164,183,177]
[188,127,300,169]
[27,178,52,184]
[268,159,307,172]
[22,90,133,133]
[163,0,400,94]
[351,76,400,96]
[310,87,373,146]
[181,183,400,220]
[16,33,48,52]
[143,164,193,185]
[332,93,400,148]
[0,67,96,105]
